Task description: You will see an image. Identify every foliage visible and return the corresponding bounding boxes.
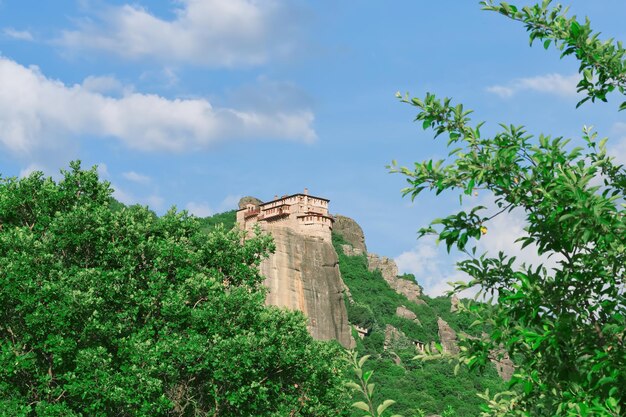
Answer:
[345,352,402,417]
[196,209,237,233]
[397,273,418,283]
[391,2,626,415]
[346,302,377,329]
[0,162,350,416]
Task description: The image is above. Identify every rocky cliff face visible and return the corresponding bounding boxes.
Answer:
[437,317,460,355]
[259,226,354,348]
[333,214,423,303]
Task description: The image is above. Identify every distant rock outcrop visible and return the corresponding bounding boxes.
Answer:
[396,305,417,321]
[450,295,460,312]
[384,324,406,349]
[490,349,514,381]
[367,253,398,281]
[333,215,423,303]
[334,215,367,253]
[367,254,422,302]
[437,317,459,354]
[341,244,364,257]
[238,196,262,209]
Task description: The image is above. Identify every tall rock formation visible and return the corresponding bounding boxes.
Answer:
[238,196,263,209]
[260,227,353,347]
[237,193,354,348]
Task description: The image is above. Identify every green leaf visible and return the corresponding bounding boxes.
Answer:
[358,354,371,369]
[377,399,396,416]
[570,21,581,37]
[346,382,363,392]
[352,401,371,412]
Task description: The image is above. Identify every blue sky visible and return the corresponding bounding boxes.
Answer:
[1,0,625,294]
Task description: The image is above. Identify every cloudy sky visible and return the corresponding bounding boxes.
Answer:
[1,0,624,295]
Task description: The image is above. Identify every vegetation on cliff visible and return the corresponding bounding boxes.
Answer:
[333,231,505,417]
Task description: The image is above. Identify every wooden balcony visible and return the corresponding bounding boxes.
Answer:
[259,206,290,220]
[243,209,260,219]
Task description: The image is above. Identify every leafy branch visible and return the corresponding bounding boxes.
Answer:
[481,0,626,110]
[345,351,403,417]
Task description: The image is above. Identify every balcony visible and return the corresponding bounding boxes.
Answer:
[259,206,290,220]
[243,209,260,219]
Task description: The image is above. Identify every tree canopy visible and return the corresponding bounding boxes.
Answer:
[0,162,349,416]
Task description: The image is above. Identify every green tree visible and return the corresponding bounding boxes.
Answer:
[0,162,349,416]
[391,1,626,416]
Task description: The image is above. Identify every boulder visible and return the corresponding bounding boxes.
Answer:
[384,324,406,350]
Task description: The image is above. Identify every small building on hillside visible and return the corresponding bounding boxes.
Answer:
[236,188,335,242]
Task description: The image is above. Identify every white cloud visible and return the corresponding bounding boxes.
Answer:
[185,195,240,218]
[0,57,316,155]
[487,73,580,98]
[19,163,45,178]
[395,237,470,296]
[112,183,164,210]
[96,163,109,178]
[185,201,214,217]
[395,198,562,297]
[82,75,130,95]
[122,171,151,184]
[475,203,559,270]
[146,194,165,209]
[3,28,34,41]
[139,68,179,88]
[217,194,241,212]
[57,0,299,67]
[610,122,626,166]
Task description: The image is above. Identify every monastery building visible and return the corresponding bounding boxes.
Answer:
[236,188,334,242]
